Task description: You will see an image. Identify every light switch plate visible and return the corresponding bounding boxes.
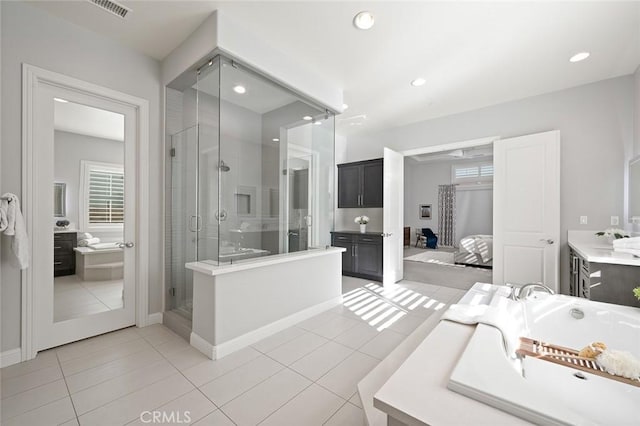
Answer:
[611,216,619,226]
[580,216,588,225]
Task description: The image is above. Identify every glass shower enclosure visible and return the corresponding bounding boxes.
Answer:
[165,55,335,321]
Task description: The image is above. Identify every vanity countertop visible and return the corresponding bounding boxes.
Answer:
[331,230,383,236]
[54,228,79,234]
[568,230,640,267]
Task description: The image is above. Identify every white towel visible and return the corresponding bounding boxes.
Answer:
[0,193,29,269]
[441,304,519,355]
[614,247,640,257]
[77,232,93,241]
[78,237,100,247]
[613,236,640,249]
[88,242,119,250]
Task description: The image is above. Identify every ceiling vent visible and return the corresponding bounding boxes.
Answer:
[87,0,131,19]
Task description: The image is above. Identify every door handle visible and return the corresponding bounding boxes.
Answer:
[381,233,393,237]
[117,242,135,248]
[540,238,554,245]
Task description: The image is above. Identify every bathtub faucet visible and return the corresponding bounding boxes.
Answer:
[511,283,555,301]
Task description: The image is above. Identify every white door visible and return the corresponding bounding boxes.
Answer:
[34,84,137,351]
[383,147,404,285]
[493,131,560,291]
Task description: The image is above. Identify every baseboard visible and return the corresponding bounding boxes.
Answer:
[191,296,342,360]
[190,332,215,359]
[1,348,22,368]
[146,312,163,326]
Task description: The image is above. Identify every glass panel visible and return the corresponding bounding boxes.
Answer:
[169,126,198,316]
[195,58,220,264]
[53,100,125,322]
[213,56,334,263]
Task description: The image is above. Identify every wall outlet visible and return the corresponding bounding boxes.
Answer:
[580,216,588,225]
[611,216,619,226]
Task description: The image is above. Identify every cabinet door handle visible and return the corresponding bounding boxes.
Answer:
[54,246,62,249]
[54,261,63,265]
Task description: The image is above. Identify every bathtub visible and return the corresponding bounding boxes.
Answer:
[448,289,639,425]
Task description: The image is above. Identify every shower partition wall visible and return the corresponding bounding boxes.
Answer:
[166,54,335,321]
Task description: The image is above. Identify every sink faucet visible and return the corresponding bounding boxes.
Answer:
[510,283,555,301]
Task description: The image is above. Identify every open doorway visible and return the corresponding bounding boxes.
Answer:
[400,139,495,290]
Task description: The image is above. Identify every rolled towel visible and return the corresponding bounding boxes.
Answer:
[77,232,93,241]
[613,236,640,249]
[78,237,100,247]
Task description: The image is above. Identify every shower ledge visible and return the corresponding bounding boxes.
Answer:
[186,247,345,276]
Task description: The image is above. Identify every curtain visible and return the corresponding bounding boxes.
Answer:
[438,184,456,247]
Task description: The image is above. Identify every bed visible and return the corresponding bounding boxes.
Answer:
[455,235,493,268]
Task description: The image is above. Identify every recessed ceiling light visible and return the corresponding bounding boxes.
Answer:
[233,85,246,94]
[569,52,590,63]
[54,98,68,103]
[353,11,375,30]
[411,78,426,87]
[342,103,349,110]
[272,138,279,142]
[314,121,322,126]
[303,116,313,121]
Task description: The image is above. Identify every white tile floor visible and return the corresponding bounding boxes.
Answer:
[54,275,124,322]
[1,276,465,426]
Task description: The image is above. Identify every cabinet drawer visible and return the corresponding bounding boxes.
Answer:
[333,234,353,243]
[54,254,73,266]
[54,232,76,242]
[356,235,381,244]
[54,239,75,254]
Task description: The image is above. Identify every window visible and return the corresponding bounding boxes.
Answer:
[452,162,494,185]
[80,161,124,231]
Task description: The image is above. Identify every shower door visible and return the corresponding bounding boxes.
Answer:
[169,126,198,318]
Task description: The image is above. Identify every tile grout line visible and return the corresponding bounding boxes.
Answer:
[55,350,80,425]
[321,399,351,425]
[253,380,317,425]
[61,339,156,383]
[69,358,186,421]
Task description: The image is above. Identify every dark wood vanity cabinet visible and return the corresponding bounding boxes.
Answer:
[332,232,383,281]
[54,232,77,277]
[569,248,639,307]
[337,159,383,208]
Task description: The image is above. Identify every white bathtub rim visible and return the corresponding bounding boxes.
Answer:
[448,324,596,426]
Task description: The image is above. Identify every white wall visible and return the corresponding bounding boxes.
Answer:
[403,159,493,246]
[345,76,634,294]
[54,131,124,241]
[1,2,162,351]
[403,159,450,241]
[636,66,640,157]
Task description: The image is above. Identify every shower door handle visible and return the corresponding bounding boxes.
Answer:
[189,215,203,232]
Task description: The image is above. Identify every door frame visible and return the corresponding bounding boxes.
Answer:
[21,64,150,361]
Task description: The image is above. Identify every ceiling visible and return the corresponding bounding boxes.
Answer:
[196,63,301,114]
[409,144,493,164]
[54,99,124,141]
[30,1,640,137]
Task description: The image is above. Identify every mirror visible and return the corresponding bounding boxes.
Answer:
[53,182,66,217]
[629,156,640,223]
[53,99,125,322]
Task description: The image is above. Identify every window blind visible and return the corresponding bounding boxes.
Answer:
[88,169,124,224]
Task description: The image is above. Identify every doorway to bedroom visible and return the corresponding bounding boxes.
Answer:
[402,140,494,291]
